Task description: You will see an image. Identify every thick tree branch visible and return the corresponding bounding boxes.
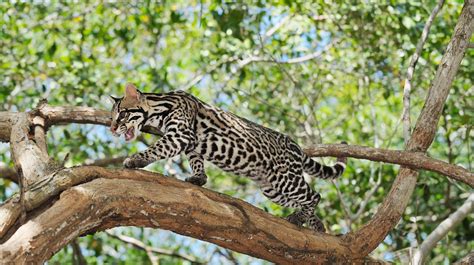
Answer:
[9,113,50,186]
[346,1,473,257]
[412,193,474,265]
[402,0,445,144]
[304,144,473,187]
[0,167,356,264]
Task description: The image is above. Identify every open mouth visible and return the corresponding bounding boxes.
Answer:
[125,127,135,141]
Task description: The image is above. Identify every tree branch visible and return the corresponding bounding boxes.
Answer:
[402,0,445,144]
[412,193,474,265]
[346,1,473,256]
[71,239,87,265]
[304,144,473,187]
[0,167,355,264]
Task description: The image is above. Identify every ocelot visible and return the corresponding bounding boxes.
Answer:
[110,83,347,232]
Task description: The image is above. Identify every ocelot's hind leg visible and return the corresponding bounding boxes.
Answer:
[185,152,207,186]
[307,214,325,232]
[262,170,326,232]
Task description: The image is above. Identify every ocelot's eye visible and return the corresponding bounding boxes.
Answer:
[118,112,127,120]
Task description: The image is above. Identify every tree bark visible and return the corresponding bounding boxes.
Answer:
[0,169,354,264]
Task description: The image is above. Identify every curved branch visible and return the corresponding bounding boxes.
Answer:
[346,2,473,257]
[304,144,473,187]
[412,193,474,264]
[0,167,354,264]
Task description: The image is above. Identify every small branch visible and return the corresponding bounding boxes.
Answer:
[105,230,201,264]
[263,15,292,41]
[412,193,474,265]
[215,248,239,265]
[71,239,87,265]
[180,14,292,91]
[304,144,474,187]
[402,0,445,144]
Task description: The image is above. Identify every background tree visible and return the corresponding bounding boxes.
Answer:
[0,0,472,264]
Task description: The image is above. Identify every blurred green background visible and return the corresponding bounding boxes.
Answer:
[0,0,472,264]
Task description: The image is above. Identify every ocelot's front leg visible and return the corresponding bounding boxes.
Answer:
[185,152,207,186]
[124,116,194,168]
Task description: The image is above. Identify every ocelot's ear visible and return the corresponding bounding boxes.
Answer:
[125,83,142,101]
[107,96,122,106]
[109,96,122,104]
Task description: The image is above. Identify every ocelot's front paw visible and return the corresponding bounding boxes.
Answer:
[123,155,149,169]
[185,175,207,186]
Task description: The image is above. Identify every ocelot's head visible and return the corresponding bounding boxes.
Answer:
[110,83,148,141]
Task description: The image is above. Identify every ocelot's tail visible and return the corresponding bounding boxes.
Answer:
[303,142,347,179]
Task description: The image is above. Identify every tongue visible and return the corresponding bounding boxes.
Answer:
[125,128,134,141]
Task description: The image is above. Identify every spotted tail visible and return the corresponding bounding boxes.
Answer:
[302,147,347,180]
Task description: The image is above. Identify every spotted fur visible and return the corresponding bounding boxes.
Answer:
[110,83,347,232]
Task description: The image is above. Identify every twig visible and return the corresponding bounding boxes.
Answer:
[411,193,474,265]
[333,180,353,230]
[71,239,87,265]
[402,0,445,144]
[105,230,202,264]
[215,248,239,265]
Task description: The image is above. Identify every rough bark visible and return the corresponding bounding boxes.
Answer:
[9,113,50,187]
[0,170,354,265]
[345,1,473,256]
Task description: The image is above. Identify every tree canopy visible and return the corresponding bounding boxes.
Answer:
[0,1,472,264]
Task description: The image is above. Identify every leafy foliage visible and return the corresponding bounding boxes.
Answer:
[1,0,472,264]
